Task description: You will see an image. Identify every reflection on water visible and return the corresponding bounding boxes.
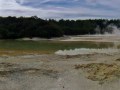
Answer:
[113,42,120,48]
[55,42,120,56]
[55,48,120,55]
[55,40,120,56]
[0,40,119,52]
[94,41,120,49]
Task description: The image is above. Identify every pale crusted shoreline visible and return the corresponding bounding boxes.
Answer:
[0,53,120,90]
[60,35,120,42]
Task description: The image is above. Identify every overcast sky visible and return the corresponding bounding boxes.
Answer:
[0,0,120,19]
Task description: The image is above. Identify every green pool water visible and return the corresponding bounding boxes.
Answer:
[0,40,117,53]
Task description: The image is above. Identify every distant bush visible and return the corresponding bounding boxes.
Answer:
[0,16,120,39]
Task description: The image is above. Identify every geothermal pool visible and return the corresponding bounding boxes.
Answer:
[1,35,120,90]
[56,35,120,55]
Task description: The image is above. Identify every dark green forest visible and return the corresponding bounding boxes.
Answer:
[0,16,120,39]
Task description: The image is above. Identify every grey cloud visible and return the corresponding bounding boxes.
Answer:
[0,0,120,19]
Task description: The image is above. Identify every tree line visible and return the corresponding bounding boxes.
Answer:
[0,16,120,39]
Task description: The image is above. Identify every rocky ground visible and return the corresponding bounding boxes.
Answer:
[0,53,120,90]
